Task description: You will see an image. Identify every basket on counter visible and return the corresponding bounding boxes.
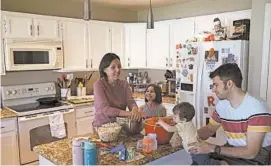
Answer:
[97,122,122,142]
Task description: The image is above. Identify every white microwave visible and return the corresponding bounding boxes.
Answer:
[4,39,64,71]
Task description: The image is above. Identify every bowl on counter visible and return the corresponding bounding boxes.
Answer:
[97,122,122,142]
[116,117,143,135]
[144,117,175,145]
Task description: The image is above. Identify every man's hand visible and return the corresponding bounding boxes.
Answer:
[188,141,215,155]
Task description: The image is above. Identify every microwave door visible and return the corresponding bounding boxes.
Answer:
[7,49,56,71]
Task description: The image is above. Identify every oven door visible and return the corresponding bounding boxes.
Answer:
[5,40,63,71]
[18,109,76,165]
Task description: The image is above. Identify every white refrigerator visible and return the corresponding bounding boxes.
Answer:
[175,40,249,145]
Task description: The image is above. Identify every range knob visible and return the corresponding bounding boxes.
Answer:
[12,90,17,95]
[5,91,11,95]
[50,86,55,90]
[45,87,50,91]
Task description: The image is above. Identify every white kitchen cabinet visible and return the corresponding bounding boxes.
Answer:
[0,10,5,75]
[172,18,195,44]
[75,106,95,136]
[88,21,125,70]
[0,118,19,165]
[76,116,94,136]
[62,19,89,70]
[2,12,60,40]
[147,22,170,69]
[33,18,60,40]
[3,15,33,39]
[124,23,147,68]
[89,22,112,69]
[111,23,125,66]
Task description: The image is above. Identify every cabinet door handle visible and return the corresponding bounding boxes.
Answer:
[30,24,33,36]
[86,59,89,68]
[91,59,93,68]
[37,25,40,36]
[1,126,5,129]
[84,111,93,114]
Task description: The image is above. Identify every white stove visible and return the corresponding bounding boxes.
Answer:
[1,83,76,165]
[1,82,72,116]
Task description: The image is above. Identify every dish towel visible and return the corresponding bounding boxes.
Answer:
[49,112,66,138]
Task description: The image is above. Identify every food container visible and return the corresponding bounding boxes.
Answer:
[97,123,122,142]
[144,117,174,145]
[142,136,152,153]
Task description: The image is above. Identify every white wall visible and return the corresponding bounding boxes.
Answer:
[248,0,271,98]
[137,0,252,22]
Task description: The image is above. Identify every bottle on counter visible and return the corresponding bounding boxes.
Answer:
[72,140,84,165]
[142,136,152,153]
[148,133,158,150]
[82,141,97,166]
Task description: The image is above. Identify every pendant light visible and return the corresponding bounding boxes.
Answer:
[147,0,154,29]
[83,0,91,20]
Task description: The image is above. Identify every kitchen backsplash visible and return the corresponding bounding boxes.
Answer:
[0,69,170,95]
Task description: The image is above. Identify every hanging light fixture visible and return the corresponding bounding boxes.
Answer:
[147,0,154,29]
[83,0,91,20]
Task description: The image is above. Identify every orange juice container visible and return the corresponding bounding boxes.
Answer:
[142,136,152,153]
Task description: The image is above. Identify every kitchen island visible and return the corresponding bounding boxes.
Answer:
[34,133,192,165]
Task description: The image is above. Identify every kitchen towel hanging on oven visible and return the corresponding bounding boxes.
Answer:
[49,112,66,138]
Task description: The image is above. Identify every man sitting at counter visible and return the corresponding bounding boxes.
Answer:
[93,53,143,128]
[189,63,271,165]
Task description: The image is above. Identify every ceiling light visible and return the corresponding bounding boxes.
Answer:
[83,0,91,20]
[147,0,154,29]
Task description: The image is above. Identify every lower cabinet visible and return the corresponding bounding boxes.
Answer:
[0,118,19,165]
[75,106,95,136]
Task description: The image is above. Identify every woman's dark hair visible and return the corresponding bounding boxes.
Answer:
[173,102,195,122]
[209,63,243,88]
[99,53,120,79]
[144,84,162,104]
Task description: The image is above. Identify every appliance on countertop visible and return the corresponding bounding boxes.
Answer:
[1,83,76,165]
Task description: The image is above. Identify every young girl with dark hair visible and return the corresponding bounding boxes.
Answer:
[139,84,166,118]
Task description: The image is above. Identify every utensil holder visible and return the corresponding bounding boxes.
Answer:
[61,88,71,99]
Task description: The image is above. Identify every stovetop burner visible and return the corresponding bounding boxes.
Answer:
[10,102,66,112]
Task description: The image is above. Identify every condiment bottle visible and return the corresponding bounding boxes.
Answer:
[72,140,83,165]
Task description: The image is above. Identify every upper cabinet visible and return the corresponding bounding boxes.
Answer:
[89,21,125,70]
[146,22,170,69]
[33,18,60,40]
[1,11,5,75]
[88,21,112,69]
[125,23,147,68]
[172,17,195,44]
[111,23,125,66]
[2,12,60,40]
[61,19,89,70]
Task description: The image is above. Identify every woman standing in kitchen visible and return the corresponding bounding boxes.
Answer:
[93,53,142,128]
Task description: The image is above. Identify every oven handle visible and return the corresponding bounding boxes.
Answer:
[18,109,75,122]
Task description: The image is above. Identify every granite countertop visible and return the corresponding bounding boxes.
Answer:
[33,133,183,165]
[63,100,94,108]
[133,92,176,104]
[0,107,18,119]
